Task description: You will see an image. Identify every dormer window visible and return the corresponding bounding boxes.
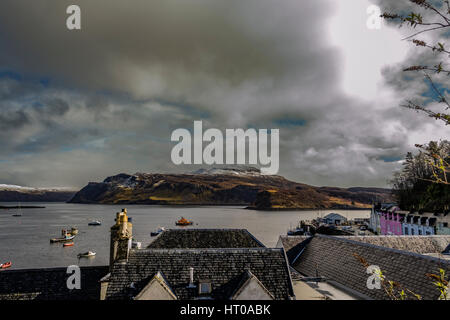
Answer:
[198,281,212,295]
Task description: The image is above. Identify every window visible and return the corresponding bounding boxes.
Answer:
[199,282,211,295]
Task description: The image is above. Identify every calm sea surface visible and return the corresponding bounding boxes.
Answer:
[0,203,369,269]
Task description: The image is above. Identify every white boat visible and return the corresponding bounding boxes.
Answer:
[78,251,96,258]
[88,220,101,226]
[132,240,142,249]
[150,226,166,237]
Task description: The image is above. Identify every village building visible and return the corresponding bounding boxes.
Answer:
[321,213,347,225]
[370,203,449,236]
[278,234,450,300]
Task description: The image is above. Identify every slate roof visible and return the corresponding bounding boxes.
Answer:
[0,266,108,300]
[338,235,450,255]
[147,229,265,249]
[292,235,450,300]
[277,236,311,264]
[278,235,450,263]
[105,248,294,300]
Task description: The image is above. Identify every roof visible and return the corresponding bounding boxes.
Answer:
[230,270,275,300]
[147,229,265,249]
[292,235,450,300]
[0,266,108,300]
[105,248,294,300]
[323,213,347,220]
[338,235,450,255]
[277,236,311,264]
[278,235,450,260]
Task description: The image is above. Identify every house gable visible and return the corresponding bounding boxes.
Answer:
[134,271,177,300]
[231,271,274,300]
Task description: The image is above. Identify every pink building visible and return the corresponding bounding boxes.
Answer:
[379,207,403,235]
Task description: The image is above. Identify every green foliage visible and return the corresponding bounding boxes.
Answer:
[391,141,450,212]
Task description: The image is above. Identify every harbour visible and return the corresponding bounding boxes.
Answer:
[0,202,369,269]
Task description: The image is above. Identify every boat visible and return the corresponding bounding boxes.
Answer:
[78,251,96,258]
[150,226,166,237]
[12,213,22,217]
[63,242,74,247]
[50,235,75,243]
[175,217,193,226]
[287,228,304,236]
[68,227,78,235]
[0,261,12,269]
[88,220,101,226]
[132,240,141,249]
[50,229,76,243]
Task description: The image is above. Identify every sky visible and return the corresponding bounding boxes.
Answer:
[0,0,448,189]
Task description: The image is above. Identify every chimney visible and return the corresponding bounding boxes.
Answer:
[187,267,196,288]
[109,208,133,270]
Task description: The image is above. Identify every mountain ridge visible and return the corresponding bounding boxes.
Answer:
[69,169,394,209]
[0,184,77,202]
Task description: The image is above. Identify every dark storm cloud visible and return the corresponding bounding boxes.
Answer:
[0,0,446,188]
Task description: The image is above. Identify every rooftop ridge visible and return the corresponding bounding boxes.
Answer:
[164,228,253,232]
[131,247,283,254]
[315,234,450,264]
[339,235,450,238]
[243,229,266,248]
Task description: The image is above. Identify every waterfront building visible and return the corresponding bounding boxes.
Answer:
[321,213,347,225]
[369,203,397,234]
[370,203,448,236]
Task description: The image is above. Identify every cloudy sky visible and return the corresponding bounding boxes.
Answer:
[0,0,448,189]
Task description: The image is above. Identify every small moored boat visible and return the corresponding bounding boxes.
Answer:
[50,235,75,243]
[175,217,193,226]
[150,226,166,237]
[88,220,101,226]
[63,242,74,247]
[132,240,141,249]
[51,229,75,243]
[0,261,12,269]
[78,251,96,258]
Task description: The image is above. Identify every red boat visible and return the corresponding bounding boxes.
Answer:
[1,261,12,269]
[63,242,74,247]
[175,217,193,226]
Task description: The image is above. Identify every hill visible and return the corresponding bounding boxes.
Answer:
[0,184,76,202]
[69,169,393,210]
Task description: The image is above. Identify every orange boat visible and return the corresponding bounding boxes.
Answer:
[1,261,12,269]
[63,242,74,247]
[175,217,193,226]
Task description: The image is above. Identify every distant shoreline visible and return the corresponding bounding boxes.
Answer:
[64,201,371,211]
[0,206,46,209]
[245,206,371,211]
